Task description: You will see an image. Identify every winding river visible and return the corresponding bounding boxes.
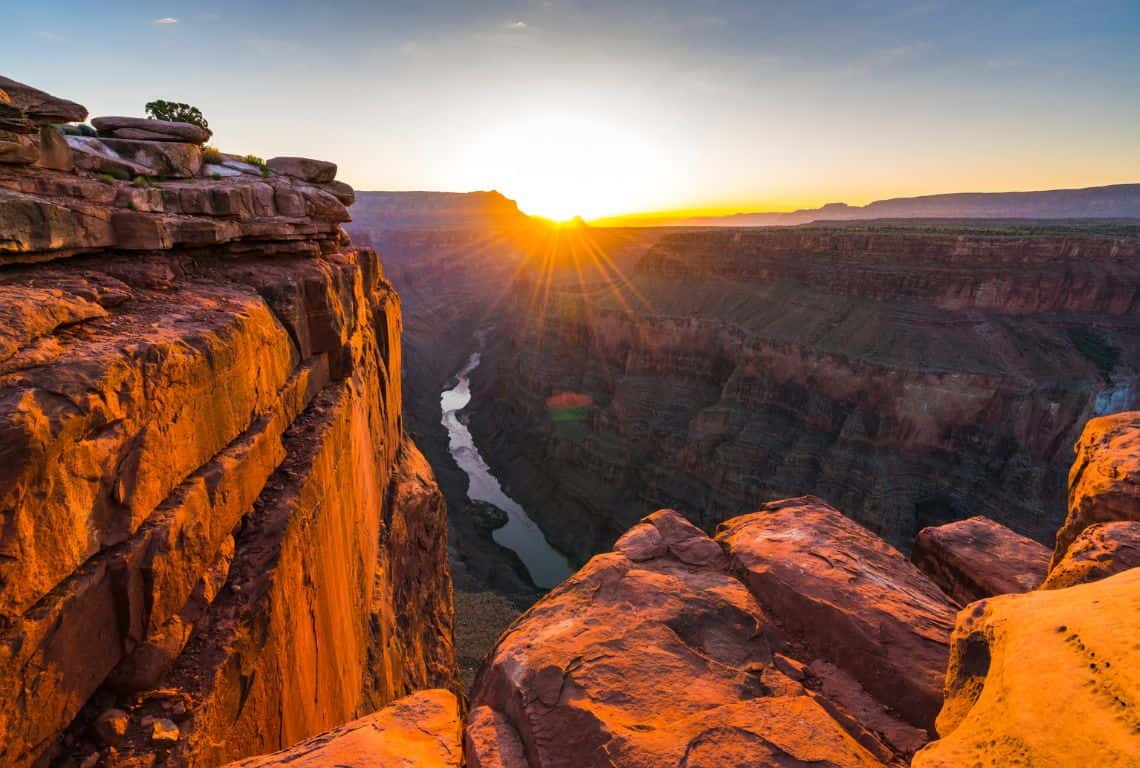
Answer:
[440,351,573,589]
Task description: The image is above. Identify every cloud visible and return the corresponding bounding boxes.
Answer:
[152,17,178,24]
[505,20,527,30]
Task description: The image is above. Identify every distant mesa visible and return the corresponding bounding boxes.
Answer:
[623,184,1140,227]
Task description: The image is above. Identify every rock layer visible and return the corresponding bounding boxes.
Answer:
[0,79,456,768]
[911,516,1049,604]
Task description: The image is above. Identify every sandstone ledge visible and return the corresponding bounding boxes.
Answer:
[222,690,462,768]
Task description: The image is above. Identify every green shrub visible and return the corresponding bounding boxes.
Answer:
[106,167,131,181]
[242,154,265,167]
[260,165,271,178]
[1067,328,1120,376]
[145,100,209,130]
[132,175,150,188]
[202,145,224,164]
[211,172,222,180]
[96,173,116,185]
[60,123,97,137]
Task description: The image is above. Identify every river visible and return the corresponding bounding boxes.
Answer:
[440,351,573,589]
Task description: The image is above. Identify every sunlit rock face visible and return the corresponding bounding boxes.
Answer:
[467,501,958,767]
[913,411,1140,767]
[468,226,1140,562]
[220,690,463,768]
[0,78,457,768]
[913,568,1140,768]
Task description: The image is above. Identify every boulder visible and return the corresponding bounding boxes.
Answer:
[1041,520,1140,589]
[716,496,957,732]
[98,137,202,178]
[267,156,337,183]
[220,690,462,767]
[911,516,1049,603]
[913,567,1140,767]
[92,116,211,144]
[467,508,895,767]
[322,179,355,205]
[0,75,87,124]
[1052,411,1140,567]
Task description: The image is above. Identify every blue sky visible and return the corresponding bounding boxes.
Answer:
[4,1,1139,217]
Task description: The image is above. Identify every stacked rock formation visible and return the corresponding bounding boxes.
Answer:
[0,77,457,768]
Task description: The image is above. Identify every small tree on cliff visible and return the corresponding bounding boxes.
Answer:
[145,99,209,130]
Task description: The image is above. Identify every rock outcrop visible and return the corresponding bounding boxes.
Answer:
[1051,411,1140,567]
[912,411,1140,766]
[913,567,1140,767]
[0,77,456,768]
[221,690,463,768]
[911,516,1049,603]
[1041,520,1140,589]
[468,503,958,766]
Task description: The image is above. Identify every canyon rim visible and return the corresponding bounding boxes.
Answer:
[2,2,1140,765]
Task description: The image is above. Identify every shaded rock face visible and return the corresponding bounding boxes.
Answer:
[469,226,1140,564]
[221,689,462,768]
[0,80,456,768]
[913,568,1140,768]
[468,503,957,767]
[911,516,1049,604]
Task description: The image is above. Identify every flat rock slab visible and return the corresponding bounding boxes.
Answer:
[268,156,337,183]
[717,496,957,732]
[221,690,462,767]
[911,515,1049,604]
[914,567,1140,768]
[92,115,211,144]
[0,75,87,124]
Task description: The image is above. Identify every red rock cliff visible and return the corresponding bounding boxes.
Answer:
[0,78,457,767]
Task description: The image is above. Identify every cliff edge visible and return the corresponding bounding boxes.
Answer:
[0,77,457,767]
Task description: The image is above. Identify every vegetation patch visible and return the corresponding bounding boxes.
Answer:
[145,99,209,131]
[1067,328,1120,376]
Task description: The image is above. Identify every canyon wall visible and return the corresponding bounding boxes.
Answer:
[470,226,1140,562]
[0,79,456,767]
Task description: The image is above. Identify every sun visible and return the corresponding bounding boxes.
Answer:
[463,114,664,222]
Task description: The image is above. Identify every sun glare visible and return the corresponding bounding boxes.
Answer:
[464,115,663,222]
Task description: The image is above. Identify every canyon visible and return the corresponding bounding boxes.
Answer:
[464,224,1140,565]
[1,75,1139,768]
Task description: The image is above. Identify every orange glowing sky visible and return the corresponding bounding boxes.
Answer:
[6,1,1140,221]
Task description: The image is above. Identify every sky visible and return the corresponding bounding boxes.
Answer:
[4,1,1140,220]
